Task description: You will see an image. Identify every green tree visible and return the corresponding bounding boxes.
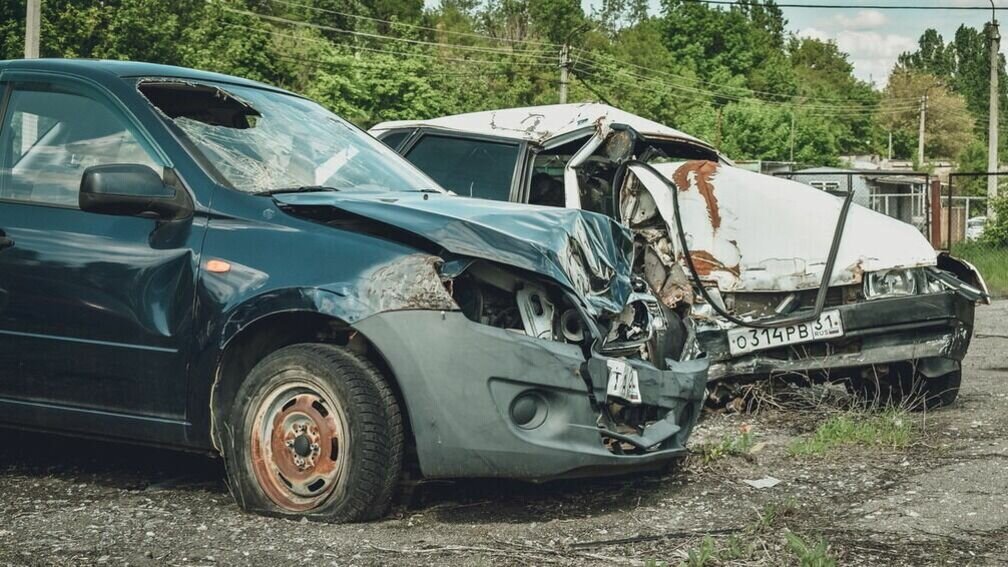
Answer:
[880,69,975,160]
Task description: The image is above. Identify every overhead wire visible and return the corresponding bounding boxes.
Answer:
[228,23,556,68]
[222,6,559,61]
[227,1,923,117]
[680,0,1002,10]
[259,0,564,48]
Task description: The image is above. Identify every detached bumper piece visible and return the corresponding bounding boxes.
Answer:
[354,311,708,480]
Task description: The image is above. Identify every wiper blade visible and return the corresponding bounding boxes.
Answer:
[262,185,341,196]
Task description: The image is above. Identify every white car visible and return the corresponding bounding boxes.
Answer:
[371,103,990,408]
[966,216,986,241]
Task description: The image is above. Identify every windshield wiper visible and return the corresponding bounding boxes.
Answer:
[262,185,341,196]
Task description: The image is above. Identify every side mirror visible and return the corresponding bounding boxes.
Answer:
[79,164,191,220]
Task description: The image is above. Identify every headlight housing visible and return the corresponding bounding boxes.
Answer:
[864,268,919,299]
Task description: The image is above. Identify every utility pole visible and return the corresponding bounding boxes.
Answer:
[23,0,40,155]
[918,94,927,166]
[559,43,570,104]
[988,5,1000,220]
[24,0,39,58]
[789,110,796,163]
[888,131,893,161]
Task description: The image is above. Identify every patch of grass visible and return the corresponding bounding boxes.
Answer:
[679,535,752,566]
[950,241,1008,297]
[788,409,916,456]
[784,532,837,567]
[752,500,798,532]
[692,430,754,464]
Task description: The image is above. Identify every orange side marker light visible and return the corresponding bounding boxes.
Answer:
[205,259,232,273]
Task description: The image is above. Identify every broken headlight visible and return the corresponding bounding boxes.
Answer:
[863,268,920,299]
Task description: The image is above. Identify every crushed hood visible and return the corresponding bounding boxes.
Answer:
[628,161,937,292]
[273,191,635,317]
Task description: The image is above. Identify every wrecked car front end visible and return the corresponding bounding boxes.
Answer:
[133,78,710,481]
[619,158,986,403]
[273,191,710,478]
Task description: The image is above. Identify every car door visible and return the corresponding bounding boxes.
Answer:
[0,77,201,432]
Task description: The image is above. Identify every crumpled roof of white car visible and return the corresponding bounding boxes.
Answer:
[371,103,711,147]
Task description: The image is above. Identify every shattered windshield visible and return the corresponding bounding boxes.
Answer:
[139,80,439,194]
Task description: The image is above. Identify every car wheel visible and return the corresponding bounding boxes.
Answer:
[846,363,961,410]
[221,343,404,522]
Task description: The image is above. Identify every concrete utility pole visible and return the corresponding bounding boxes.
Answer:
[988,5,1000,220]
[25,0,40,58]
[23,0,40,154]
[918,94,927,166]
[559,44,570,104]
[789,110,796,163]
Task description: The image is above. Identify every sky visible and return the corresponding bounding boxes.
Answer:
[576,0,1008,88]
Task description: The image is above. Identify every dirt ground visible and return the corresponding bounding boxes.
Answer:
[1,302,1006,566]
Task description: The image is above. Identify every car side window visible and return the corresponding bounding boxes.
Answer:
[404,134,518,201]
[0,83,161,208]
[378,130,410,151]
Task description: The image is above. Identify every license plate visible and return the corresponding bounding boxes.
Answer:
[606,359,642,404]
[727,309,844,355]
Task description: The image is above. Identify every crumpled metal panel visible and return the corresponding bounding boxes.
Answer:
[370,103,711,147]
[628,160,938,292]
[273,191,635,317]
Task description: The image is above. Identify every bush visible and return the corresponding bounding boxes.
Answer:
[980,194,1008,247]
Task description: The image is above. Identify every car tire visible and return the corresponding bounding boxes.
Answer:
[220,343,404,522]
[846,363,961,410]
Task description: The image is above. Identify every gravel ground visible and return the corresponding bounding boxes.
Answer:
[1,301,1006,566]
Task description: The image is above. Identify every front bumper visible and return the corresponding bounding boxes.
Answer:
[700,290,976,382]
[353,310,708,480]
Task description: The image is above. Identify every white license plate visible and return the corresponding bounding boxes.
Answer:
[606,359,642,404]
[727,309,844,355]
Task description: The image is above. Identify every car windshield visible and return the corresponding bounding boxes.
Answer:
[138,80,440,195]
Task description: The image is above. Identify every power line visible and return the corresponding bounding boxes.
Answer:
[259,0,563,48]
[223,7,558,61]
[577,50,919,107]
[228,23,556,68]
[575,53,921,110]
[575,58,918,114]
[681,1,1001,10]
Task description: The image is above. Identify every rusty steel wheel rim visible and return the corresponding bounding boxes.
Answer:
[250,380,350,511]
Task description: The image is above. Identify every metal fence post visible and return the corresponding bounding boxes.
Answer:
[930,178,942,249]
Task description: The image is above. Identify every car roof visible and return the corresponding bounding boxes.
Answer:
[370,102,713,148]
[0,59,289,94]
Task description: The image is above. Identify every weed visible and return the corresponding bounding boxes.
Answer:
[678,535,753,566]
[789,409,916,456]
[692,430,754,464]
[682,537,718,567]
[752,500,797,532]
[784,531,837,567]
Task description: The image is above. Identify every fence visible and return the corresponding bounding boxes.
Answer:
[774,171,932,238]
[942,172,1007,249]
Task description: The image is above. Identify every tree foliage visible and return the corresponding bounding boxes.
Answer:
[0,0,993,167]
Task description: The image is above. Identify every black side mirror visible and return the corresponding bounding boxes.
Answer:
[79,164,191,220]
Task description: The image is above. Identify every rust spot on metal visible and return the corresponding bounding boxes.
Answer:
[250,389,348,512]
[690,250,740,277]
[672,160,722,230]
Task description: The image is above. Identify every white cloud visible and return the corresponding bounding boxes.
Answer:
[798,28,917,86]
[833,10,887,30]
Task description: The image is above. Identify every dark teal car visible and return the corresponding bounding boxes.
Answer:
[0,60,708,521]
